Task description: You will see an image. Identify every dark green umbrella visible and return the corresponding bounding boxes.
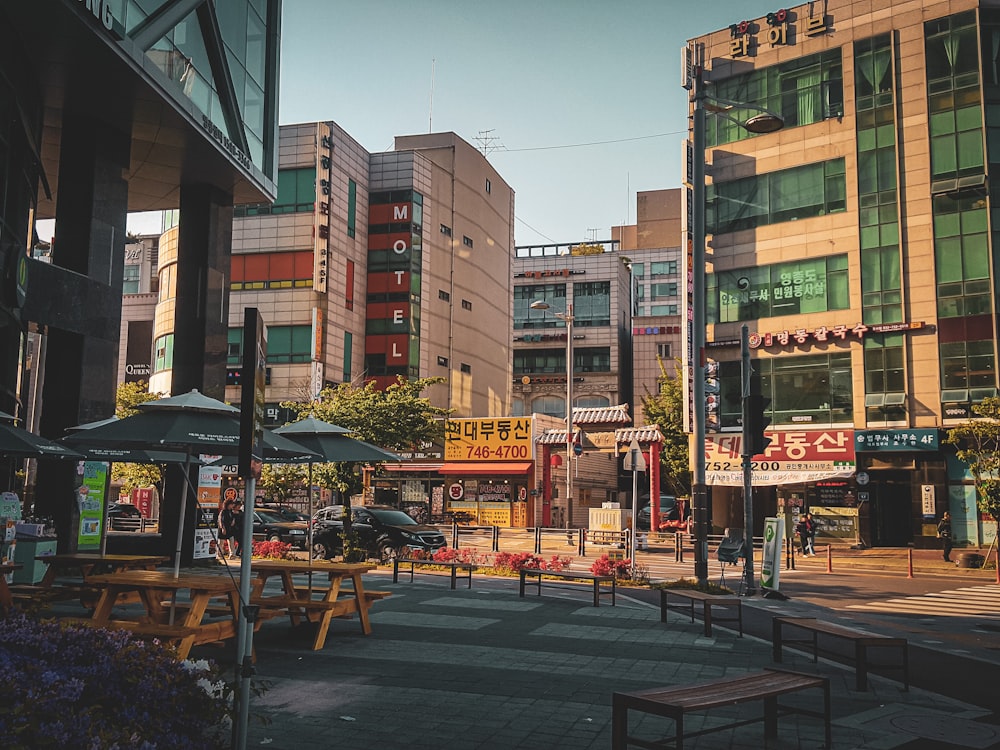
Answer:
[273,417,401,564]
[0,410,84,460]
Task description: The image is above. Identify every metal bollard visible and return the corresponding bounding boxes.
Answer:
[534,526,542,555]
[826,544,833,573]
[578,529,586,557]
[492,526,499,552]
[452,522,459,549]
[907,547,914,578]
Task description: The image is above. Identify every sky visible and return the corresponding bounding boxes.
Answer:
[123,0,780,243]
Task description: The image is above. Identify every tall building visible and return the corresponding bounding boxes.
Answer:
[613,189,685,426]
[688,0,999,549]
[1,2,281,554]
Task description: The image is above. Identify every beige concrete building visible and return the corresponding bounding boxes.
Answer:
[142,123,514,422]
[688,0,999,549]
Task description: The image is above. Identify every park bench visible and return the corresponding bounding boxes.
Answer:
[518,568,615,607]
[393,557,474,589]
[772,616,909,691]
[611,667,831,749]
[659,588,743,637]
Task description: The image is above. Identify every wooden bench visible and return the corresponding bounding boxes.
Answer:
[393,558,474,589]
[659,588,743,637]
[519,568,615,607]
[772,616,909,692]
[611,668,831,750]
[60,617,238,659]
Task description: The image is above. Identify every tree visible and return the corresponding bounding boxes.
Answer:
[945,396,1000,533]
[280,376,451,499]
[258,462,307,504]
[640,358,691,498]
[111,381,165,494]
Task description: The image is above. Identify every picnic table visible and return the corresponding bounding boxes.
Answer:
[80,569,241,659]
[27,552,171,607]
[250,559,390,650]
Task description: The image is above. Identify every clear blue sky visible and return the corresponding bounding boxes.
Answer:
[279,0,780,246]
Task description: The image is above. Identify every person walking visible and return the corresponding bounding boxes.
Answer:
[217,499,237,561]
[230,501,244,559]
[938,511,953,563]
[796,512,816,556]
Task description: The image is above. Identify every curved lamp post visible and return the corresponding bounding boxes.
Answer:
[690,59,783,588]
[530,299,574,530]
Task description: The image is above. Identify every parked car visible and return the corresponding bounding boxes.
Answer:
[313,505,346,526]
[311,505,447,562]
[636,495,687,532]
[258,504,310,523]
[107,502,143,531]
[252,509,309,548]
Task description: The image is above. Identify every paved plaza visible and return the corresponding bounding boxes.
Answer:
[234,568,1000,749]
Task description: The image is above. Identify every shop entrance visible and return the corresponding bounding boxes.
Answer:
[870,473,912,547]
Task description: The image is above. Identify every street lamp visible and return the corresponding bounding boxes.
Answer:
[689,56,783,587]
[530,299,574,530]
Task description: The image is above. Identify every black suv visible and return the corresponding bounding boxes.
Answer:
[311,505,447,562]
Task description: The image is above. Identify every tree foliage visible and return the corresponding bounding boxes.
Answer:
[945,396,1000,526]
[111,381,165,493]
[639,358,691,498]
[258,463,307,504]
[279,376,451,497]
[570,243,606,256]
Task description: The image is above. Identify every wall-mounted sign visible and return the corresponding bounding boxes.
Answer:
[708,321,925,349]
[705,430,855,486]
[633,325,682,336]
[728,9,829,58]
[445,418,533,461]
[855,429,939,452]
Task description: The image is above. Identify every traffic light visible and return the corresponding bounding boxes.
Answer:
[744,372,772,456]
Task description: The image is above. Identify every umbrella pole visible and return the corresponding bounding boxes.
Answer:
[234,474,258,750]
[307,462,314,594]
[173,451,193,579]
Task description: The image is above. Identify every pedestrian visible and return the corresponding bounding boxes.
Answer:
[230,501,244,559]
[217,499,237,561]
[796,512,816,556]
[937,511,953,563]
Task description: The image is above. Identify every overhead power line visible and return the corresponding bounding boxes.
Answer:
[502,130,683,153]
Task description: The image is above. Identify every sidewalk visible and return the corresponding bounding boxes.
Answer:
[238,570,1000,749]
[787,544,998,577]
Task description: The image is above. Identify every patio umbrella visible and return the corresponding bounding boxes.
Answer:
[63,390,317,576]
[0,410,84,460]
[273,417,402,566]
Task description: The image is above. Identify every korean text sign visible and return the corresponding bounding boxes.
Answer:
[444,418,533,461]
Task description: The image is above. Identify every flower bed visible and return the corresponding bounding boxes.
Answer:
[0,614,230,749]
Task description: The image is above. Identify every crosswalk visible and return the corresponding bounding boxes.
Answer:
[846,586,1000,619]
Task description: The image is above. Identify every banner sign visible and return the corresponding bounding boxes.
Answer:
[855,429,938,452]
[76,462,108,550]
[811,505,858,541]
[705,430,855,486]
[760,517,784,591]
[444,418,533,461]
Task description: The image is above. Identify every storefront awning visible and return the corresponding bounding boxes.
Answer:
[439,462,533,476]
[382,463,442,473]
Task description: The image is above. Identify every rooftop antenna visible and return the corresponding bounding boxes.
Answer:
[474,129,504,156]
[586,228,601,243]
[428,58,435,133]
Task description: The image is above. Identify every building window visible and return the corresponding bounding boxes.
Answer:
[462,299,472,311]
[463,235,474,248]
[650,282,678,299]
[631,263,645,277]
[439,289,450,301]
[231,251,314,290]
[460,363,472,374]
[650,261,678,276]
[437,355,449,367]
[718,353,853,428]
[347,179,357,238]
[707,159,847,234]
[514,284,567,329]
[708,254,850,323]
[514,348,565,375]
[575,347,611,373]
[123,265,141,294]
[532,395,566,419]
[262,325,312,364]
[573,281,611,327]
[707,47,843,147]
[440,224,452,236]
[153,334,174,373]
[657,344,672,359]
[343,331,353,383]
[485,178,491,194]
[158,264,175,302]
[345,260,355,310]
[235,167,316,216]
[227,329,242,366]
[650,304,679,315]
[576,395,610,409]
